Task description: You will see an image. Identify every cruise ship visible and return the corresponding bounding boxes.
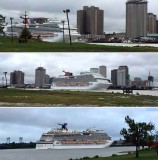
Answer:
[51,71,112,91]
[36,123,113,149]
[4,17,81,42]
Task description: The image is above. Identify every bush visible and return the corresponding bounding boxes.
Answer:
[20,27,32,40]
[112,154,117,157]
[93,155,100,158]
[82,157,90,159]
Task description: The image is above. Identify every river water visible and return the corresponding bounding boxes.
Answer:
[0,146,135,160]
[90,42,158,48]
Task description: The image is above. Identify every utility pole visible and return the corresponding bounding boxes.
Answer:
[61,20,65,42]
[10,17,14,44]
[24,11,27,43]
[20,11,28,43]
[3,72,7,87]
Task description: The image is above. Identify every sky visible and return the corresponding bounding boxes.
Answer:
[0,107,157,143]
[0,53,158,84]
[0,0,158,33]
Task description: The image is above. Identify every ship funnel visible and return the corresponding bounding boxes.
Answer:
[58,123,68,131]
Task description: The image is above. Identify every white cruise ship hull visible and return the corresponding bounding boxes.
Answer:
[42,31,80,43]
[36,140,113,149]
[51,82,112,91]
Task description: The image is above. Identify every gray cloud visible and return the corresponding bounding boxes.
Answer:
[0,53,158,84]
[0,0,157,32]
[0,107,158,143]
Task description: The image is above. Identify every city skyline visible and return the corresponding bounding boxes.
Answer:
[0,53,158,85]
[0,0,157,33]
[0,107,157,143]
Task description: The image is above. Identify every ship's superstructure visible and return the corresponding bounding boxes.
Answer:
[51,71,112,90]
[36,123,113,149]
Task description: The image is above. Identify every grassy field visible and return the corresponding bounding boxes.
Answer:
[70,148,158,160]
[0,88,158,106]
[1,36,158,52]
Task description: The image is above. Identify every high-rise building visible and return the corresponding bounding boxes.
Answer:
[148,71,154,87]
[126,0,148,39]
[157,20,158,33]
[10,70,24,86]
[111,69,117,86]
[90,68,99,73]
[77,6,104,38]
[19,137,23,143]
[131,77,148,88]
[99,65,107,78]
[117,66,129,87]
[35,67,46,88]
[45,74,50,84]
[147,13,157,34]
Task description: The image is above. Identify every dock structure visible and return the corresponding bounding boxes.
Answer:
[123,87,133,94]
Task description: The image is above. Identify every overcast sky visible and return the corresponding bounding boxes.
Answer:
[0,53,157,84]
[0,0,158,33]
[0,107,157,143]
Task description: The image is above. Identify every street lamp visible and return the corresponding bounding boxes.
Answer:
[63,9,72,45]
[10,17,14,44]
[2,77,4,86]
[3,72,7,87]
[61,20,65,42]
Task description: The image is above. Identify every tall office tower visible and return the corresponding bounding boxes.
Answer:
[157,20,158,33]
[111,69,118,86]
[77,6,104,38]
[19,137,23,143]
[126,0,148,39]
[35,67,46,87]
[6,137,10,144]
[45,74,50,84]
[99,65,107,78]
[148,71,154,87]
[131,78,148,88]
[10,70,24,85]
[117,66,129,87]
[90,68,99,73]
[147,13,157,34]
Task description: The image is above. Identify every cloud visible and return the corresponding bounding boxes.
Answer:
[0,53,158,84]
[0,107,158,142]
[0,0,157,32]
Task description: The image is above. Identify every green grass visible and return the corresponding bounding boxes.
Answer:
[1,36,158,52]
[0,88,158,106]
[71,148,158,160]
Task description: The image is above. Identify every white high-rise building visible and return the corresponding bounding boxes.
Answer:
[117,66,129,87]
[35,67,46,88]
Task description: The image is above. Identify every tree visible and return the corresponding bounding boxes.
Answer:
[20,27,32,42]
[0,15,5,36]
[120,116,155,158]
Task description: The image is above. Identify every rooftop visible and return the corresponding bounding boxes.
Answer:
[127,0,148,3]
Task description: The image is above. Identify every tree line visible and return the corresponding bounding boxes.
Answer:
[0,142,36,149]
